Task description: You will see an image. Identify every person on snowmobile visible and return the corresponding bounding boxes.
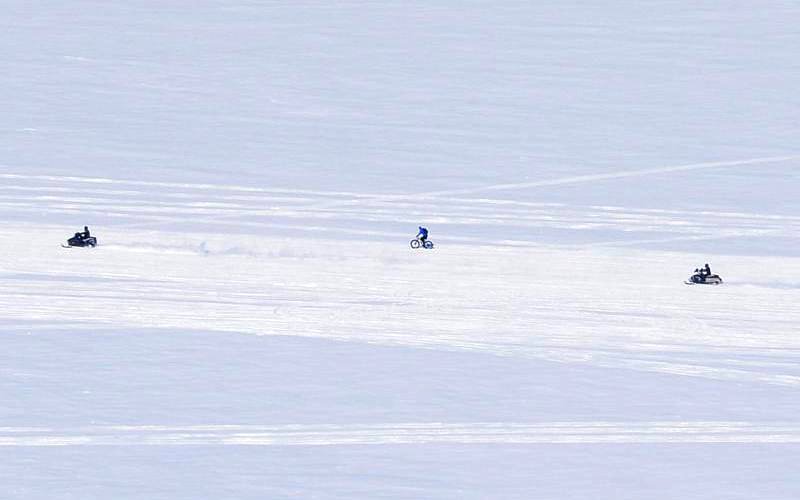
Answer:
[83,226,90,239]
[417,226,429,244]
[704,263,711,276]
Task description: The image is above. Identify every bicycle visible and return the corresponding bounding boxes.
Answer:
[410,238,434,249]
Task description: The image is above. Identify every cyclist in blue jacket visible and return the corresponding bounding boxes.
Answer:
[417,226,429,245]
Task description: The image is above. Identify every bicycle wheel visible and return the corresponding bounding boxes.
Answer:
[423,240,434,249]
[410,239,421,249]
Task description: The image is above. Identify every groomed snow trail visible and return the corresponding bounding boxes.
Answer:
[2,224,799,389]
[2,163,800,393]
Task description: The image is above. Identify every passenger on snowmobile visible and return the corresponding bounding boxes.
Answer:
[65,226,97,247]
[686,263,722,285]
[417,226,429,245]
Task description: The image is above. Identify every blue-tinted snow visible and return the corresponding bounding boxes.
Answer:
[1,2,799,499]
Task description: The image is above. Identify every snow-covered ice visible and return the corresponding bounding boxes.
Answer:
[1,1,799,499]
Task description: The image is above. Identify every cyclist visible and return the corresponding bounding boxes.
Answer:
[417,226,429,245]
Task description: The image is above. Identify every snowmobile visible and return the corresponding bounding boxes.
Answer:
[63,233,97,248]
[685,271,722,285]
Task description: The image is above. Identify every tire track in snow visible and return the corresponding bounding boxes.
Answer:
[298,154,800,210]
[1,422,800,446]
[418,154,800,197]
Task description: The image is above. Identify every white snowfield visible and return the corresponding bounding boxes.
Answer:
[2,174,800,498]
[2,1,800,499]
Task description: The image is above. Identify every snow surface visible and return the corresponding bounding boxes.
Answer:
[1,1,800,499]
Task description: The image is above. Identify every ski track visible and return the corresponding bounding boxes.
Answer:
[1,422,800,446]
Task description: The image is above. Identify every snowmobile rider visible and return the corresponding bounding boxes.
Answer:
[704,263,711,276]
[417,226,429,244]
[83,226,90,239]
